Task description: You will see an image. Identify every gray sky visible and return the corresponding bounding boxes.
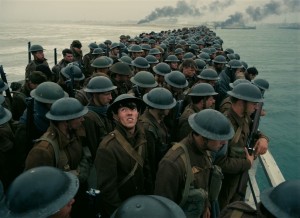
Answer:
[0,0,299,24]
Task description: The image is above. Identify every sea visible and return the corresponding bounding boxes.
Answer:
[1,20,300,185]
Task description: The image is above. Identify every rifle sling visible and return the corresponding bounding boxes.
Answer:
[114,130,144,167]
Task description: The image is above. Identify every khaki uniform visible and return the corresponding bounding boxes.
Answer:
[52,59,70,82]
[11,85,30,121]
[177,103,200,141]
[215,108,267,209]
[111,77,132,101]
[219,96,231,114]
[140,109,170,182]
[83,52,94,78]
[154,134,212,205]
[25,59,49,80]
[94,122,152,217]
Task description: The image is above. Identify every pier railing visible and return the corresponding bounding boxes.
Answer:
[245,150,285,208]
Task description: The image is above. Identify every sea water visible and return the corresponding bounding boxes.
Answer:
[0,21,299,182]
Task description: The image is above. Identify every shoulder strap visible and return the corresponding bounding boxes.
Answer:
[86,110,106,127]
[114,130,144,167]
[231,126,242,144]
[176,143,194,207]
[36,136,69,170]
[230,210,243,218]
[117,146,143,188]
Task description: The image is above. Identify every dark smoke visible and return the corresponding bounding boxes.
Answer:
[220,12,245,27]
[209,0,235,12]
[137,1,201,24]
[246,1,282,21]
[284,0,300,12]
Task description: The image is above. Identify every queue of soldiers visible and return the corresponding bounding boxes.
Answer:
[1,25,297,218]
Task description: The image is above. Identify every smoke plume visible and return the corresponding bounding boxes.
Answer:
[220,12,245,26]
[209,0,235,12]
[137,0,202,24]
[246,1,282,21]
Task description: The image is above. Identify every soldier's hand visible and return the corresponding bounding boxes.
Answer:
[245,147,254,166]
[254,137,268,155]
[202,206,210,218]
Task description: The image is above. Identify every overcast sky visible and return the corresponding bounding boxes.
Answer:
[0,0,299,24]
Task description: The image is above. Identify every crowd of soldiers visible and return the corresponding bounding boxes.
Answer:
[1,25,298,218]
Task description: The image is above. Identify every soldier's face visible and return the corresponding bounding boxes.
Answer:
[95,92,112,106]
[64,53,74,63]
[35,51,44,60]
[205,96,215,108]
[116,107,139,131]
[247,102,258,115]
[68,116,84,130]
[206,140,227,152]
[52,198,75,218]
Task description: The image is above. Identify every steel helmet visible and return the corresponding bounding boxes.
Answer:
[131,57,150,69]
[201,48,211,55]
[61,63,85,81]
[88,42,98,49]
[183,52,195,60]
[143,87,176,109]
[91,56,112,69]
[107,94,145,119]
[188,83,218,97]
[228,60,243,69]
[194,59,207,71]
[229,78,251,89]
[196,40,205,45]
[4,166,79,218]
[0,79,8,92]
[148,39,156,44]
[260,180,300,218]
[224,48,234,54]
[30,82,68,104]
[188,109,234,140]
[197,69,219,81]
[92,48,104,55]
[148,48,161,55]
[240,61,248,70]
[165,54,180,63]
[164,71,188,88]
[110,62,133,76]
[29,44,44,52]
[141,38,149,43]
[0,105,12,125]
[227,83,263,102]
[104,39,112,45]
[213,55,227,64]
[198,52,211,62]
[141,44,151,51]
[128,45,143,53]
[111,195,186,218]
[130,71,158,88]
[117,56,133,66]
[46,97,88,121]
[111,42,120,49]
[153,63,171,76]
[235,53,240,60]
[227,53,236,61]
[145,55,159,64]
[174,48,184,55]
[252,78,269,91]
[84,76,117,93]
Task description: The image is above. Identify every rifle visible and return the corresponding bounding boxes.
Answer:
[0,65,12,102]
[28,41,31,64]
[106,44,109,57]
[246,102,263,155]
[26,97,35,147]
[237,102,263,202]
[54,48,58,65]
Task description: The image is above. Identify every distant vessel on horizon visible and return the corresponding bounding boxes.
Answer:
[220,24,256,30]
[278,23,300,30]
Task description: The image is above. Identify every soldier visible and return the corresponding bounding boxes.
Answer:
[179,59,199,88]
[178,83,218,141]
[11,71,47,121]
[215,83,269,210]
[131,57,150,75]
[128,44,143,60]
[164,54,180,70]
[153,62,171,88]
[194,59,207,75]
[145,54,159,74]
[174,47,184,64]
[0,79,12,111]
[25,44,49,80]
[109,42,121,64]
[14,82,68,172]
[212,55,227,75]
[70,40,83,66]
[57,63,85,97]
[24,97,92,218]
[155,109,234,218]
[140,87,176,182]
[245,66,259,81]
[83,42,98,78]
[82,76,117,158]
[1,166,79,218]
[128,71,157,99]
[52,48,74,82]
[148,48,162,62]
[0,105,18,191]
[94,94,152,217]
[109,62,133,101]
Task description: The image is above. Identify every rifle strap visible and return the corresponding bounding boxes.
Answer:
[231,126,242,144]
[117,146,142,188]
[36,136,69,171]
[173,143,194,207]
[114,130,144,167]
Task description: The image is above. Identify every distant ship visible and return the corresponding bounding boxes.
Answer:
[220,24,256,30]
[278,23,300,30]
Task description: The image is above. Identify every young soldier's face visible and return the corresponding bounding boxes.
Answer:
[117,106,139,130]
